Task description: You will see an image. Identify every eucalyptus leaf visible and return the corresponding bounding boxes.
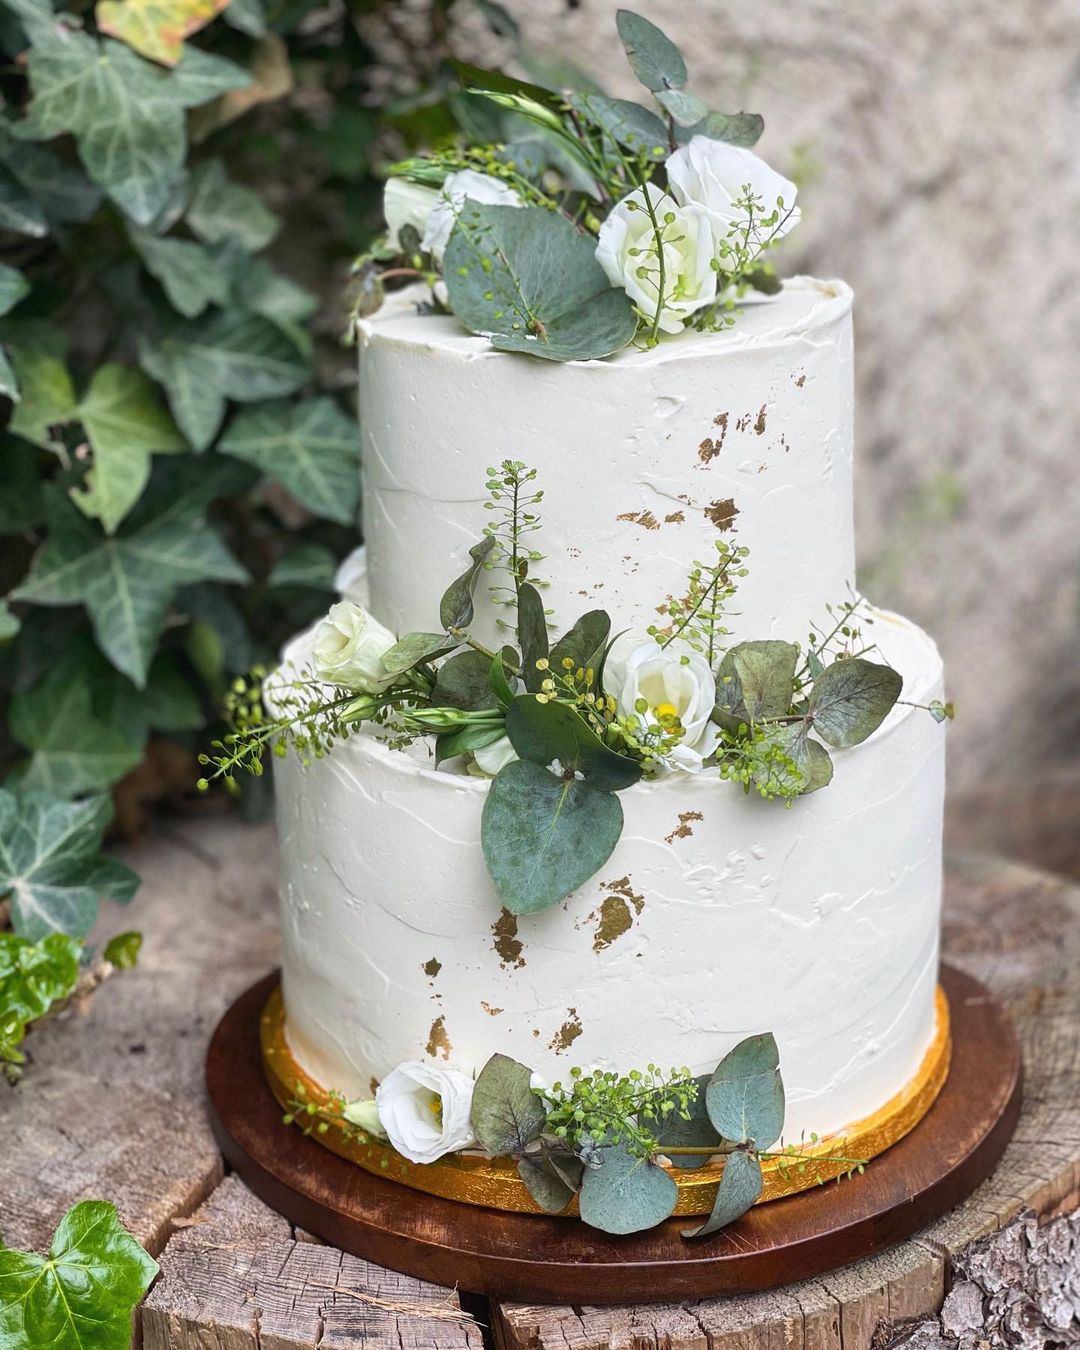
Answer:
[808,658,902,748]
[506,695,642,792]
[433,649,498,711]
[517,581,548,690]
[679,109,764,149]
[489,648,517,708]
[434,720,505,764]
[615,10,687,93]
[654,89,707,127]
[705,1033,785,1151]
[657,1075,725,1168]
[440,535,496,632]
[443,204,637,363]
[381,631,460,677]
[549,609,611,676]
[578,1141,678,1235]
[681,1147,763,1239]
[518,1143,584,1213]
[565,93,667,159]
[481,759,623,915]
[753,722,833,795]
[714,640,799,731]
[471,1052,547,1155]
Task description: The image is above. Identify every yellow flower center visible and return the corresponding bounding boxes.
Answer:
[654,702,678,720]
[427,1093,443,1125]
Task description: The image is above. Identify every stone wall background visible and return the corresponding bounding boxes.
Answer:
[490,0,1080,791]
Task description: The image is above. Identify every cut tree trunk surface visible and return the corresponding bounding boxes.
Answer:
[1,815,1077,1349]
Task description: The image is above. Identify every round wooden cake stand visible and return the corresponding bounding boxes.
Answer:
[205,964,1021,1305]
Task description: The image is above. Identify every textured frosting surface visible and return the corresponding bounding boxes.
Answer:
[274,611,945,1143]
[356,277,855,646]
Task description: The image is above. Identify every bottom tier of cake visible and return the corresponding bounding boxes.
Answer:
[272,608,945,1146]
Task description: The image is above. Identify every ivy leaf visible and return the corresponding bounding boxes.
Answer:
[222,0,266,37]
[654,89,707,127]
[14,31,248,226]
[267,542,337,590]
[615,10,687,93]
[131,229,231,318]
[0,124,103,227]
[518,1142,583,1214]
[506,695,642,792]
[657,1075,725,1169]
[444,204,638,363]
[578,1141,678,1235]
[6,345,77,447]
[439,536,496,633]
[516,581,548,691]
[548,609,611,677]
[13,469,247,685]
[0,263,29,316]
[481,758,624,915]
[103,930,142,968]
[681,1147,763,1239]
[0,163,46,237]
[678,109,764,149]
[0,348,17,401]
[8,665,145,796]
[566,93,667,159]
[219,397,357,525]
[0,600,21,643]
[714,639,800,731]
[96,0,230,67]
[0,931,82,1025]
[470,1053,547,1155]
[0,790,138,941]
[807,658,902,748]
[705,1033,785,1151]
[381,632,460,678]
[186,157,279,251]
[69,363,188,534]
[432,649,498,711]
[0,1200,158,1349]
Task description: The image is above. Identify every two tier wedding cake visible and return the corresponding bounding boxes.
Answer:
[210,10,950,1239]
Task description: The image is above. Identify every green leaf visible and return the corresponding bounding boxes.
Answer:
[681,1147,763,1239]
[566,93,667,159]
[0,600,21,643]
[0,931,81,1025]
[186,157,279,250]
[267,542,337,589]
[222,0,266,36]
[0,347,17,402]
[679,109,764,149]
[481,758,624,915]
[615,9,687,93]
[141,653,204,731]
[0,263,29,317]
[0,1200,158,1349]
[13,470,247,686]
[753,722,833,796]
[548,609,611,677]
[96,0,230,67]
[103,930,142,968]
[14,32,248,226]
[444,204,638,363]
[807,658,902,748]
[517,1143,583,1213]
[714,640,799,731]
[219,397,357,525]
[6,345,77,448]
[0,790,139,941]
[489,648,517,708]
[139,311,309,450]
[657,1075,724,1169]
[228,255,317,326]
[132,229,231,318]
[0,123,103,226]
[506,696,642,792]
[8,666,145,796]
[705,1033,785,1151]
[440,535,496,632]
[516,581,548,691]
[0,163,46,237]
[70,363,187,534]
[449,60,563,112]
[578,1141,678,1235]
[432,649,498,711]
[380,631,459,678]
[470,1053,547,1155]
[654,89,707,127]
[434,720,505,764]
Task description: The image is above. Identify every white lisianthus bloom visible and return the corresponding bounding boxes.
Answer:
[383,177,439,252]
[665,137,800,270]
[606,643,720,772]
[421,170,523,265]
[471,734,519,776]
[375,1060,477,1164]
[312,600,396,693]
[341,1098,387,1139]
[596,185,717,334]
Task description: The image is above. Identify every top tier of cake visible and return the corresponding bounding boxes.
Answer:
[356,276,855,645]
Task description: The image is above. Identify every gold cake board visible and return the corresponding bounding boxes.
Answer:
[259,984,952,1217]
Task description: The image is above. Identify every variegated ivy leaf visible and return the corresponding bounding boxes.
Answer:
[0,122,103,228]
[186,157,279,251]
[97,0,230,67]
[131,229,231,318]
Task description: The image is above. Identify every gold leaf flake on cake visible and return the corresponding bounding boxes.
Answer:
[617,509,660,531]
[795,373,806,387]
[665,810,704,845]
[697,411,729,464]
[426,1015,452,1060]
[369,1076,380,1096]
[664,511,685,524]
[481,1002,503,1016]
[423,957,442,979]
[549,1009,583,1053]
[704,498,740,531]
[492,908,525,969]
[754,404,767,435]
[591,894,637,952]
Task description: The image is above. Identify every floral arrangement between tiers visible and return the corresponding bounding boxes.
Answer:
[350,9,803,362]
[200,460,951,918]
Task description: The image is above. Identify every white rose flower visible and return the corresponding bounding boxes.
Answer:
[383,178,440,252]
[341,1098,387,1139]
[312,600,396,693]
[421,170,523,265]
[665,137,800,270]
[596,185,717,334]
[606,642,720,772]
[471,734,519,776]
[375,1060,477,1164]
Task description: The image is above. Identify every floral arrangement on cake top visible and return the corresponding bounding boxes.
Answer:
[352,9,801,362]
[200,462,952,917]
